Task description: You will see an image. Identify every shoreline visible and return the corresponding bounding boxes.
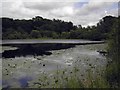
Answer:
[1,39,105,45]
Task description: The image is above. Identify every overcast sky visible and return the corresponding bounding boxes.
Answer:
[1,0,119,27]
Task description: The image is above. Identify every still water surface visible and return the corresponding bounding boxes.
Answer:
[2,40,107,88]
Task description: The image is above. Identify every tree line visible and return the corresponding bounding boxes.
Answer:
[1,15,117,40]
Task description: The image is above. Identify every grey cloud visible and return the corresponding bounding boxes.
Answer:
[23,2,73,11]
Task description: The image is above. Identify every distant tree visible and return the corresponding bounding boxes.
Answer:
[30,30,40,38]
[78,25,82,29]
[97,16,116,33]
[32,16,43,21]
[2,18,15,35]
[61,32,70,39]
[52,32,59,39]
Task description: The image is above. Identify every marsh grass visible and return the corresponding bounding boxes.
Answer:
[105,61,120,88]
[28,66,110,88]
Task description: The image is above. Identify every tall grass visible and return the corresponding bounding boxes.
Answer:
[28,66,110,88]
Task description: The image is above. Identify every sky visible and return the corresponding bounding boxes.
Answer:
[1,0,119,27]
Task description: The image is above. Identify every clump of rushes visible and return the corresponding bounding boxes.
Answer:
[28,66,110,88]
[83,69,109,88]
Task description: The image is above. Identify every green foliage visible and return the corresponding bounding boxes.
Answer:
[2,15,117,40]
[30,30,41,38]
[28,67,110,88]
[106,16,120,88]
[60,32,70,39]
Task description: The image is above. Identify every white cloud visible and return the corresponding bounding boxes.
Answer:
[2,0,82,2]
[1,0,118,26]
[50,6,74,17]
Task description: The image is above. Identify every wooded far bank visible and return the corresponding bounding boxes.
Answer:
[1,15,118,41]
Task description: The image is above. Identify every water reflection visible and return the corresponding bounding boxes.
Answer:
[19,76,32,88]
[2,44,75,58]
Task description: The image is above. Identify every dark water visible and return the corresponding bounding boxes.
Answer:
[2,39,104,58]
[2,44,75,58]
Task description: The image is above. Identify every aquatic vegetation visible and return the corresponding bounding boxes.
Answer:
[2,43,108,88]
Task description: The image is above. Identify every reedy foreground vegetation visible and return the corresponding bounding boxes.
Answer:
[28,67,109,88]
[106,16,120,88]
